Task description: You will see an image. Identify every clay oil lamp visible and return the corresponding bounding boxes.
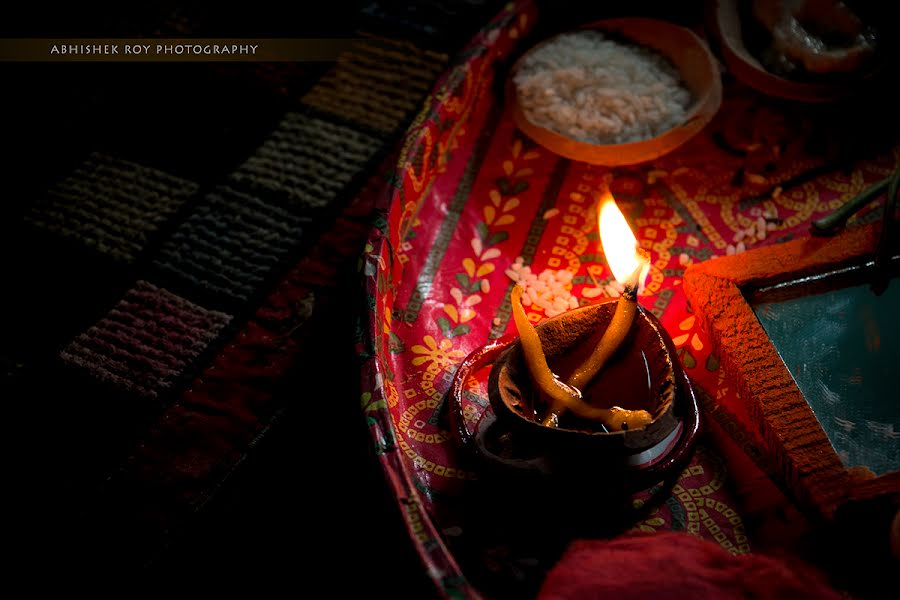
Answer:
[451,190,699,492]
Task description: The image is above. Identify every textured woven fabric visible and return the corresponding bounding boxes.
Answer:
[2,1,504,581]
[154,185,306,302]
[302,36,449,134]
[25,153,198,263]
[61,280,232,398]
[230,112,382,210]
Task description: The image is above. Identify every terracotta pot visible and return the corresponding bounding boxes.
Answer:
[449,302,700,486]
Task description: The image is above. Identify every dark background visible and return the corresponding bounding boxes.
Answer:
[1,1,496,593]
[5,0,895,594]
[2,3,709,591]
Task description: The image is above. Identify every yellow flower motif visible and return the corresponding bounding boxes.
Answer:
[459,308,476,323]
[450,287,464,306]
[476,263,495,277]
[443,304,459,322]
[386,380,399,408]
[382,307,392,333]
[463,258,477,277]
[672,315,704,352]
[410,335,466,368]
[470,239,503,262]
[445,292,480,324]
[630,500,667,533]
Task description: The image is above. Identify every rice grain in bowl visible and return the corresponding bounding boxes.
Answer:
[509,19,723,166]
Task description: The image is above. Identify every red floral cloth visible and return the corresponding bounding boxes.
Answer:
[359,0,898,597]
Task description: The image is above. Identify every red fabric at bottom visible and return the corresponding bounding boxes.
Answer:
[538,532,841,600]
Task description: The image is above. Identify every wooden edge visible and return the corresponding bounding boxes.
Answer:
[683,269,849,519]
[684,223,900,521]
[690,223,881,286]
[846,471,900,505]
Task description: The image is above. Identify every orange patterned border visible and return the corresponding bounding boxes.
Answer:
[684,223,898,520]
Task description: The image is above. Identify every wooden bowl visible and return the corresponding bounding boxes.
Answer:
[508,18,722,166]
[708,0,885,102]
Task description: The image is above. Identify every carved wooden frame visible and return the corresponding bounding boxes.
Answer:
[684,223,899,520]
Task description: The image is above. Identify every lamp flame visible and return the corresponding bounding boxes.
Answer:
[598,191,641,284]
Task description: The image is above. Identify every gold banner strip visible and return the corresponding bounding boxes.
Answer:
[0,39,358,61]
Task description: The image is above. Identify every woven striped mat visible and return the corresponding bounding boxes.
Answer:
[1,0,503,575]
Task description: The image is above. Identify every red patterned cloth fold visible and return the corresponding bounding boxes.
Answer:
[538,532,842,600]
